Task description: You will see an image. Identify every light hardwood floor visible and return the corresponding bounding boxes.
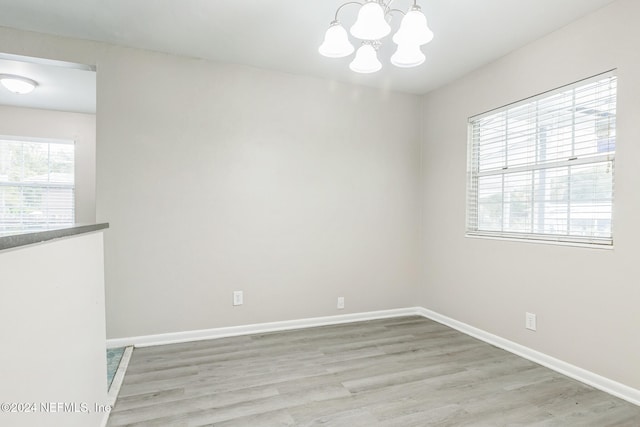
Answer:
[107,316,640,426]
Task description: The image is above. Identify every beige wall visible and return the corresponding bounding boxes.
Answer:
[0,232,108,427]
[0,105,96,223]
[0,26,421,339]
[98,49,421,338]
[419,0,640,390]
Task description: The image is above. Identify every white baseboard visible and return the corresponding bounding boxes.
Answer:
[107,346,133,406]
[105,305,640,408]
[101,346,133,427]
[415,307,640,407]
[106,307,422,349]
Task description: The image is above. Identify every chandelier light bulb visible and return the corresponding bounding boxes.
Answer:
[349,44,382,74]
[350,1,391,40]
[392,6,434,46]
[390,43,426,68]
[319,21,355,58]
[0,74,38,94]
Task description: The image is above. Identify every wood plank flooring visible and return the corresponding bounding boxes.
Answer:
[107,316,640,426]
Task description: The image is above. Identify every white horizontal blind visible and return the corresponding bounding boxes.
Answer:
[466,72,616,246]
[0,137,75,232]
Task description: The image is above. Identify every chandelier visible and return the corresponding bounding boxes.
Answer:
[319,0,434,73]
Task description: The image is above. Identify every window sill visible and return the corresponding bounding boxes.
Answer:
[465,233,614,250]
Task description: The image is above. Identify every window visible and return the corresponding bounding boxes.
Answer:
[0,137,75,232]
[466,72,616,246]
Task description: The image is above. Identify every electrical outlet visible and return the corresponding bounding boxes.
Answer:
[233,291,243,306]
[525,312,537,331]
[337,297,345,310]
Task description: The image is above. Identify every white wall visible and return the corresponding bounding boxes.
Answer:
[0,26,422,339]
[0,105,96,223]
[419,0,640,390]
[0,232,107,427]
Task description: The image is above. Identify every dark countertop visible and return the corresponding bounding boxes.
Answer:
[0,223,109,251]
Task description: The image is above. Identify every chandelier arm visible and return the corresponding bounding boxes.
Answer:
[385,0,418,18]
[386,8,406,17]
[384,0,398,16]
[385,0,419,11]
[333,1,364,21]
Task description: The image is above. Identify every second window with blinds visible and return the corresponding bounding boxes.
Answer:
[0,137,75,233]
[466,72,617,246]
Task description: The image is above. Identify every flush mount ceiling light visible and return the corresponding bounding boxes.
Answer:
[0,74,38,94]
[319,0,434,73]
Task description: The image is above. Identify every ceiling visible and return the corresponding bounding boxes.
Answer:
[0,0,616,97]
[0,54,96,113]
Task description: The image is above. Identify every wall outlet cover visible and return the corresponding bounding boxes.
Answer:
[337,297,345,310]
[233,291,243,306]
[526,312,537,331]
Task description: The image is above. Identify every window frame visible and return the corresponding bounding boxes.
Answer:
[465,71,617,248]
